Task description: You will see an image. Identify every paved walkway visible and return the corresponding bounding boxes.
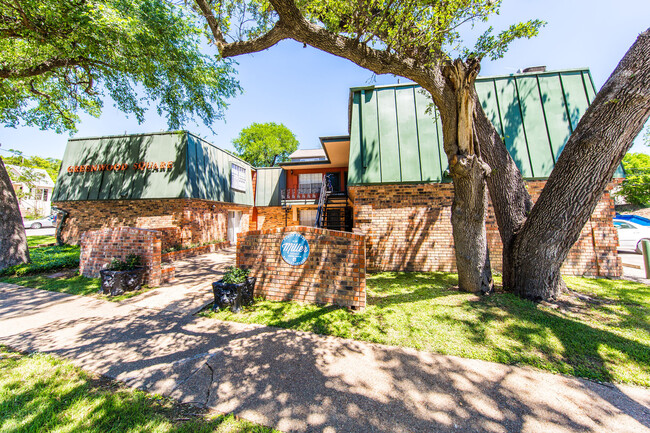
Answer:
[1,258,649,432]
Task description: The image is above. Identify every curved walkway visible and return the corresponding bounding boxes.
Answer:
[0,268,649,432]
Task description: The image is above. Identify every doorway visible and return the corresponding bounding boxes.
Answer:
[227,210,242,243]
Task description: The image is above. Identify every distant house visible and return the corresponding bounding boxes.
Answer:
[6,164,55,216]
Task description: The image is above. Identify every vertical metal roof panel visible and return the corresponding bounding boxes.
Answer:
[255,167,285,206]
[377,88,402,182]
[414,88,444,182]
[361,90,382,183]
[517,75,555,177]
[494,77,534,178]
[396,86,422,182]
[348,91,364,185]
[538,74,572,161]
[560,71,590,132]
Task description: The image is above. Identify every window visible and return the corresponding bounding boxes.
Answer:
[231,163,247,192]
[42,189,48,201]
[299,209,318,227]
[298,173,322,194]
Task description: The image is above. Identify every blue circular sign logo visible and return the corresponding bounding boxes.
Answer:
[280,233,310,266]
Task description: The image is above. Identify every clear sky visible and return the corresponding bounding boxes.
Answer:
[1,0,649,161]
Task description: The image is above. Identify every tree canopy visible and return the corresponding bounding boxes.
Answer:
[618,153,650,206]
[233,122,299,167]
[2,150,61,182]
[0,0,241,133]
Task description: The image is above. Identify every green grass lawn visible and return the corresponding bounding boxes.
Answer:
[0,346,277,433]
[0,244,80,277]
[203,272,650,387]
[26,235,56,248]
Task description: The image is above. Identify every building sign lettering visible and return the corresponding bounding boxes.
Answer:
[66,161,174,174]
[280,233,310,266]
[231,163,247,192]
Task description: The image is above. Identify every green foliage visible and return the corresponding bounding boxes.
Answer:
[0,0,241,133]
[204,271,650,386]
[0,347,278,433]
[232,122,299,166]
[211,0,543,64]
[221,266,250,284]
[109,254,143,271]
[0,274,101,297]
[617,152,650,205]
[0,245,80,277]
[3,149,61,182]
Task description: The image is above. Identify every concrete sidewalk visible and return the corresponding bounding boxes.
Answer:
[0,283,649,433]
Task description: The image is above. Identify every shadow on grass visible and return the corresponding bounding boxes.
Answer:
[0,350,275,433]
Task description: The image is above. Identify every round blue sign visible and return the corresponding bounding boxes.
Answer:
[280,233,310,266]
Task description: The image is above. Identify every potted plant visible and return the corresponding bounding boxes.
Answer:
[100,254,145,296]
[212,266,256,313]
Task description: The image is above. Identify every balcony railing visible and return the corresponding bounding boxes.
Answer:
[281,184,322,201]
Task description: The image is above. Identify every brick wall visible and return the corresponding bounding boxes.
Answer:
[349,181,622,277]
[80,227,162,286]
[237,226,366,309]
[53,198,252,248]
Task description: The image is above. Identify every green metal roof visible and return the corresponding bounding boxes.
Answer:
[52,131,254,205]
[255,167,286,206]
[348,68,624,185]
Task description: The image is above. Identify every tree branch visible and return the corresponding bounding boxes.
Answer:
[194,0,445,102]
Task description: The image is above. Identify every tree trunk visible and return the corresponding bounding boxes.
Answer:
[0,157,30,270]
[472,102,533,291]
[438,59,494,294]
[510,28,650,300]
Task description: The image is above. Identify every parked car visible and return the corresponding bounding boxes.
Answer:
[23,215,55,229]
[613,218,650,254]
[614,213,650,226]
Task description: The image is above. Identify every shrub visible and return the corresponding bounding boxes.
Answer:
[109,254,143,271]
[221,266,250,284]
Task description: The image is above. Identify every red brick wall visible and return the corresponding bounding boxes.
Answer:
[53,199,252,247]
[237,226,366,309]
[80,227,162,286]
[349,181,621,277]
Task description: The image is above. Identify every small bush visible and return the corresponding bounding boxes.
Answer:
[0,245,80,277]
[109,254,143,271]
[221,266,250,284]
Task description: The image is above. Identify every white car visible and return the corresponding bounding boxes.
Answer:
[613,218,650,254]
[23,215,56,229]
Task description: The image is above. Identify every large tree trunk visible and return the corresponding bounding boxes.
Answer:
[0,157,30,270]
[509,28,650,300]
[437,59,493,294]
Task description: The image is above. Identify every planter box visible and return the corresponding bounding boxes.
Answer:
[100,268,145,296]
[211,277,256,313]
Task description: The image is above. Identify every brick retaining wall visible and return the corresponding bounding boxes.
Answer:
[237,226,366,309]
[53,198,251,248]
[80,227,163,286]
[348,181,621,277]
[161,241,231,262]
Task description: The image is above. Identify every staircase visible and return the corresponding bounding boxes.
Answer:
[316,175,352,232]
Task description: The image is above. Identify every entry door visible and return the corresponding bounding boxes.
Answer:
[227,210,242,243]
[326,172,340,192]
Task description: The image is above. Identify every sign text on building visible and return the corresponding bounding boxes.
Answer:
[280,233,310,266]
[66,161,174,174]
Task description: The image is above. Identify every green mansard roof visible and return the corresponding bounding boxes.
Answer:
[348,68,624,185]
[52,131,254,205]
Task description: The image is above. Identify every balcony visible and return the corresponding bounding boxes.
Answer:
[281,185,321,203]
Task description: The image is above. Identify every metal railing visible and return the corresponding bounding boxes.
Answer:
[315,175,333,228]
[281,184,321,201]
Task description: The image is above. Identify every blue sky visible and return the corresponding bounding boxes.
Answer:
[1,0,649,160]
